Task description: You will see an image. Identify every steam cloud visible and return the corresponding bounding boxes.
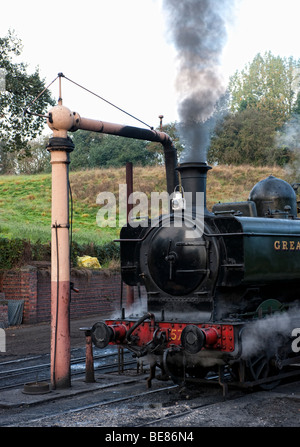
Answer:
[162,0,236,162]
[276,115,300,180]
[241,309,300,359]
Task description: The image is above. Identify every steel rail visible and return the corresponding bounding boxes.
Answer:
[6,383,178,427]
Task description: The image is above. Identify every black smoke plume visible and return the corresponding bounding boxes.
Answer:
[162,0,236,163]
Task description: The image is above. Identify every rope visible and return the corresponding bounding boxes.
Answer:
[62,74,153,129]
[23,72,154,129]
[23,75,59,118]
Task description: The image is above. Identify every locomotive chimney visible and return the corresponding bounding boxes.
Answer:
[177,161,212,214]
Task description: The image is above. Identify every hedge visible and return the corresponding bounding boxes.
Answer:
[0,237,120,270]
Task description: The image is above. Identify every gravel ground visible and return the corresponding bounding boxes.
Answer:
[45,392,300,427]
[3,375,299,428]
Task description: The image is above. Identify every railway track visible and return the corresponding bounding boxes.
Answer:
[0,346,136,391]
[0,364,246,428]
[11,383,179,427]
[1,365,299,427]
[0,372,178,427]
[0,347,299,428]
[3,376,257,428]
[2,381,213,428]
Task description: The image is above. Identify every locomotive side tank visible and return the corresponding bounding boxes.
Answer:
[234,217,300,283]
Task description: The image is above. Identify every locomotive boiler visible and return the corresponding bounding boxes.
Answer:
[91,157,300,391]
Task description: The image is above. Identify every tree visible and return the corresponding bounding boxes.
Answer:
[16,135,51,174]
[208,108,290,166]
[89,134,155,168]
[147,122,185,163]
[69,130,157,169]
[292,91,300,115]
[208,52,300,166]
[69,130,104,170]
[229,52,300,128]
[0,30,54,172]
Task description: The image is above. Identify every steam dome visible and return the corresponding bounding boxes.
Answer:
[249,175,297,218]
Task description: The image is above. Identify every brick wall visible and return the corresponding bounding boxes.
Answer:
[0,267,37,324]
[69,270,122,319]
[0,266,124,325]
[22,266,38,324]
[0,291,8,328]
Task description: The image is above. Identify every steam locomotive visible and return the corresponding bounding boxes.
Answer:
[91,158,300,391]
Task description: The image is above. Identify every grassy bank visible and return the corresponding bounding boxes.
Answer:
[0,164,288,243]
[0,164,288,267]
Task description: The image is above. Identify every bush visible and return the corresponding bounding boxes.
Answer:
[0,237,120,270]
[0,238,27,269]
[70,240,120,268]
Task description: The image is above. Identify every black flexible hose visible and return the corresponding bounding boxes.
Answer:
[126,312,155,342]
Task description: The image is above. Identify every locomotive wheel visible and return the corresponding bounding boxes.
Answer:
[185,364,209,379]
[163,349,209,384]
[246,353,281,390]
[163,349,186,385]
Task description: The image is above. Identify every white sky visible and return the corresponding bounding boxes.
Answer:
[1,0,300,132]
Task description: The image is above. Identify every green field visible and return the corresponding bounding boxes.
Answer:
[0,164,288,268]
[0,172,120,245]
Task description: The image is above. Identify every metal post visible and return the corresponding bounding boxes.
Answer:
[48,136,74,389]
[126,162,134,308]
[159,115,164,131]
[45,105,178,388]
[47,103,76,390]
[118,346,124,374]
[80,328,95,383]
